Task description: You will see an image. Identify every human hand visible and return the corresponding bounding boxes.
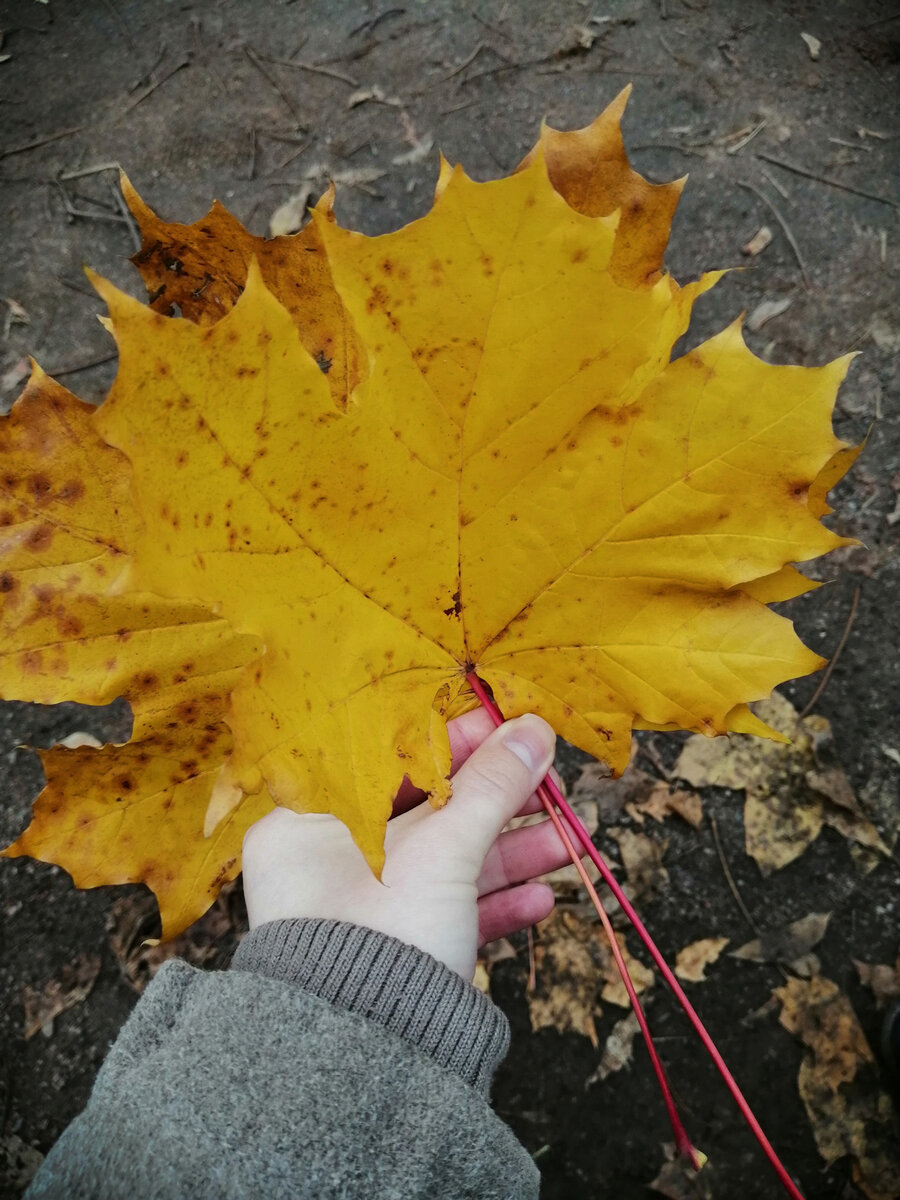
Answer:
[241,710,581,981]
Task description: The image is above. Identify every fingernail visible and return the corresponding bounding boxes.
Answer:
[504,716,554,773]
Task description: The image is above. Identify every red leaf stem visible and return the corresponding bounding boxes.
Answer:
[466,670,805,1200]
[539,783,698,1165]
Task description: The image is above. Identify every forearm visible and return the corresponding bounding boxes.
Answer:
[28,920,539,1200]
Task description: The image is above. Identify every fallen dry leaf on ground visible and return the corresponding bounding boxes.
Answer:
[597,929,654,1007]
[855,950,900,1009]
[529,908,602,1045]
[473,936,517,995]
[649,1142,712,1199]
[674,937,729,983]
[1,91,856,934]
[742,225,773,257]
[627,781,703,830]
[732,911,831,976]
[586,1010,641,1084]
[108,880,245,992]
[23,953,101,1039]
[676,692,886,875]
[610,827,670,902]
[0,1135,44,1193]
[775,975,900,1197]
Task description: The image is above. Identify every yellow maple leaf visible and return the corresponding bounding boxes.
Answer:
[0,367,271,935]
[1,104,855,936]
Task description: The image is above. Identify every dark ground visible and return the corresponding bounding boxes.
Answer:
[1,1,898,1197]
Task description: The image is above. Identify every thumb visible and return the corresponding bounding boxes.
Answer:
[437,714,556,863]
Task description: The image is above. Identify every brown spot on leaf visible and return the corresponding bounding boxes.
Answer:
[58,480,85,504]
[26,524,53,552]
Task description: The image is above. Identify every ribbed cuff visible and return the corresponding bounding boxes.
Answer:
[230,919,510,1094]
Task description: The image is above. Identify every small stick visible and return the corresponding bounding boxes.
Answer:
[275,140,311,171]
[440,99,478,116]
[58,162,122,181]
[726,118,768,156]
[440,42,488,82]
[472,11,512,40]
[57,275,98,299]
[120,57,190,117]
[259,54,359,86]
[248,128,258,181]
[798,586,861,719]
[640,737,670,780]
[349,8,406,38]
[710,816,759,936]
[760,166,789,199]
[0,126,84,162]
[738,181,811,289]
[757,152,900,210]
[54,181,128,225]
[526,924,536,991]
[244,47,307,126]
[110,182,142,252]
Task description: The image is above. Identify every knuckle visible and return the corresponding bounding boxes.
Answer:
[464,753,526,798]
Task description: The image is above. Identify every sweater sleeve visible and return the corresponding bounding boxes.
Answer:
[27,919,540,1200]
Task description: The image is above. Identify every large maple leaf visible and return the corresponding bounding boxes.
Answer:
[1,94,854,935]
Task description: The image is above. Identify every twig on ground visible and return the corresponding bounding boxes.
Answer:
[757,152,900,209]
[275,140,311,171]
[349,8,406,39]
[526,925,536,991]
[247,128,258,181]
[738,180,811,288]
[726,118,768,156]
[440,99,478,116]
[640,738,671,780]
[710,817,760,936]
[110,182,141,252]
[829,137,873,153]
[54,181,129,226]
[259,54,359,86]
[244,48,307,126]
[760,165,789,199]
[57,275,98,299]
[438,42,494,83]
[0,126,85,162]
[58,162,122,181]
[472,10,512,40]
[799,586,861,719]
[119,57,190,118]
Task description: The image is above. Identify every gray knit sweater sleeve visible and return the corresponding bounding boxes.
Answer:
[27,919,539,1200]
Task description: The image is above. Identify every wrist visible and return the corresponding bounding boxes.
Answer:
[230,918,509,1093]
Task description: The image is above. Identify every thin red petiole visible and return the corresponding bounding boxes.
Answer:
[540,784,699,1165]
[466,671,805,1200]
[470,676,697,1164]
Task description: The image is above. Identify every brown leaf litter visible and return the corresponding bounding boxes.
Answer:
[527,909,653,1045]
[774,975,900,1198]
[675,692,887,875]
[674,937,729,983]
[732,911,831,977]
[23,953,101,1040]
